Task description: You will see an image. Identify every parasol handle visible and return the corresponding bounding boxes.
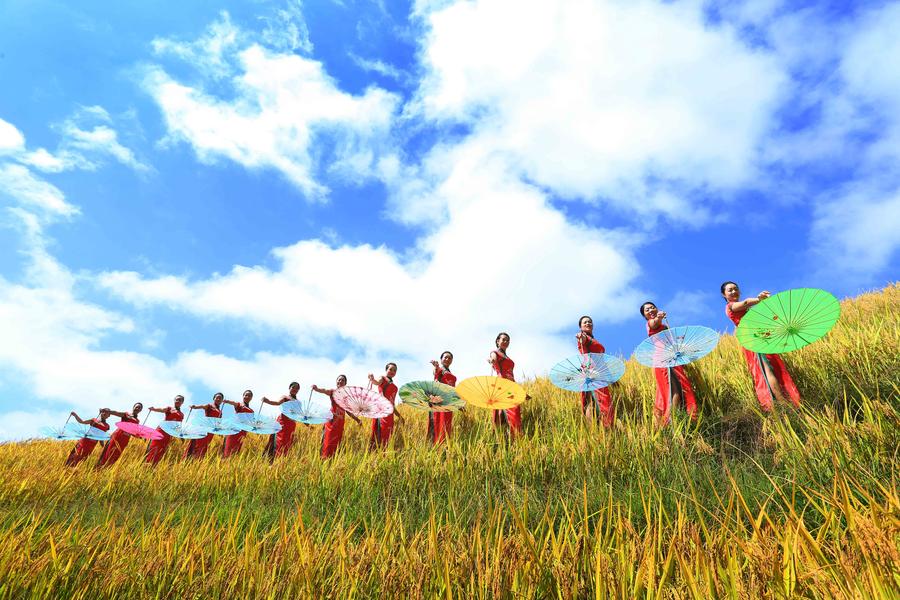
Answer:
[64,413,72,427]
[258,399,264,417]
[185,407,193,427]
[306,388,314,412]
[142,411,151,426]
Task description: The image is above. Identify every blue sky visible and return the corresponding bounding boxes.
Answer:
[1,0,897,437]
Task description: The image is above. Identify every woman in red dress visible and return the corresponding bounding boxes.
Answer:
[640,302,698,425]
[368,363,403,450]
[183,393,224,460]
[313,375,361,459]
[261,382,300,461]
[489,333,523,437]
[65,408,111,467]
[96,403,142,468]
[222,390,255,458]
[575,317,615,427]
[429,351,457,445]
[144,395,184,465]
[722,282,800,412]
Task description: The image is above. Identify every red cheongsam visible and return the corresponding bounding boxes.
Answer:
[65,418,110,467]
[145,408,183,465]
[184,405,222,460]
[727,303,800,411]
[577,334,615,427]
[369,378,397,450]
[491,351,523,437]
[321,391,346,459]
[647,322,698,425]
[223,404,255,458]
[429,367,457,445]
[97,414,137,468]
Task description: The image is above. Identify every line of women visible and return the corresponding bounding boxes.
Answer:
[61,281,806,467]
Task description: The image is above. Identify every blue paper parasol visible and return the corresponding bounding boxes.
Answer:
[40,423,89,441]
[550,353,626,392]
[159,420,208,440]
[633,325,719,368]
[281,393,332,425]
[231,413,282,435]
[84,426,111,441]
[194,416,242,436]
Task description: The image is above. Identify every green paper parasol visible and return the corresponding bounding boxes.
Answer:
[736,288,840,354]
[398,380,465,412]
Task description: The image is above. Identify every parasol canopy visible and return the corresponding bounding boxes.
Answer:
[398,380,465,412]
[84,426,111,441]
[231,413,282,435]
[39,423,90,441]
[633,326,719,368]
[193,416,242,436]
[456,376,526,410]
[159,420,208,440]
[115,421,164,441]
[549,353,626,392]
[736,288,841,354]
[281,394,333,425]
[332,386,394,419]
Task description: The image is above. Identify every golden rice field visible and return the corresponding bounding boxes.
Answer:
[0,285,898,599]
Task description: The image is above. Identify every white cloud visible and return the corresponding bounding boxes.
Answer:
[658,290,709,321]
[175,350,367,406]
[0,214,188,440]
[839,2,900,164]
[795,3,900,281]
[20,105,150,173]
[0,116,166,440]
[349,53,407,82]
[144,13,400,199]
[151,11,243,80]
[99,152,643,381]
[1,108,147,222]
[259,0,314,54]
[410,0,787,224]
[715,2,900,282]
[0,164,77,217]
[0,118,25,154]
[811,188,900,282]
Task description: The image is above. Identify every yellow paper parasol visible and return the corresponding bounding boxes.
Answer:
[456,376,526,410]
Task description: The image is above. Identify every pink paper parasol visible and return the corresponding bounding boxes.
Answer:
[116,421,164,441]
[333,386,393,419]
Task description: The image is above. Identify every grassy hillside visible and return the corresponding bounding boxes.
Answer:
[0,285,898,599]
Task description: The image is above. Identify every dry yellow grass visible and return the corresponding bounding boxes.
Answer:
[0,285,897,598]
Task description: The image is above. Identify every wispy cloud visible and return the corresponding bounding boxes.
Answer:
[18,105,150,174]
[144,12,400,199]
[349,52,407,82]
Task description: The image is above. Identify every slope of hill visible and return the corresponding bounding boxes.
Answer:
[0,285,897,598]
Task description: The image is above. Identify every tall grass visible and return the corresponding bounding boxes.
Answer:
[0,285,897,598]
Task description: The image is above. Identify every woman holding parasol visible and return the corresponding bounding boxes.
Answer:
[640,302,698,424]
[488,333,523,437]
[144,395,184,465]
[429,351,457,445]
[721,282,800,411]
[261,382,301,461]
[575,317,615,427]
[65,408,111,467]
[367,363,403,450]
[222,390,255,458]
[96,403,142,467]
[313,375,360,459]
[183,393,224,460]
